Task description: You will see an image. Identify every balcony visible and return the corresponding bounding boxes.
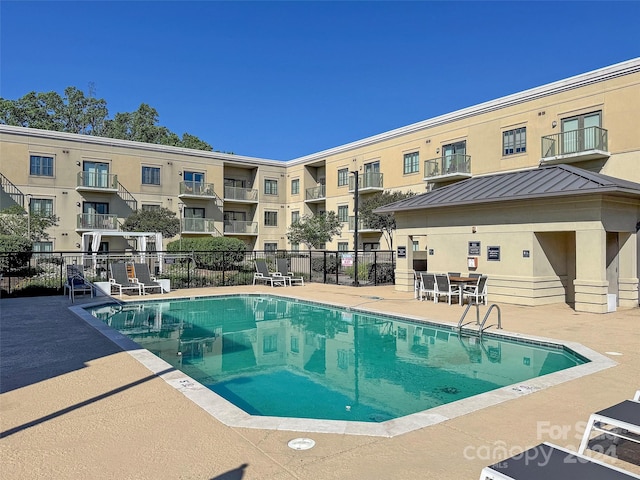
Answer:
[178,181,218,200]
[76,172,119,193]
[347,216,378,232]
[423,154,472,182]
[76,213,119,231]
[305,185,326,203]
[348,172,383,193]
[223,185,258,203]
[541,127,609,164]
[223,221,259,235]
[181,218,221,235]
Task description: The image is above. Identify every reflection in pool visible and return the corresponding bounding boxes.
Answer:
[89,295,587,423]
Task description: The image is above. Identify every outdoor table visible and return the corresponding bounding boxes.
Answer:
[448,276,477,305]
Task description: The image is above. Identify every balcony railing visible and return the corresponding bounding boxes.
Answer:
[305,185,326,201]
[179,181,217,198]
[348,172,383,192]
[348,216,377,231]
[181,218,221,235]
[76,213,119,230]
[224,186,258,202]
[223,221,259,235]
[76,172,118,191]
[423,154,471,181]
[541,126,609,163]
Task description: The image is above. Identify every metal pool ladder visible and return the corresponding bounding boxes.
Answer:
[457,302,502,336]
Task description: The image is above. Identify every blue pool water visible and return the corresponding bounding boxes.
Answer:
[89,295,587,423]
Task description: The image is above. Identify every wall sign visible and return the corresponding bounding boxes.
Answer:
[397,246,406,258]
[487,246,501,261]
[468,241,481,256]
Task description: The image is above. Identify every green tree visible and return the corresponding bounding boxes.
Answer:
[287,211,342,250]
[359,190,416,249]
[121,207,180,239]
[0,205,59,242]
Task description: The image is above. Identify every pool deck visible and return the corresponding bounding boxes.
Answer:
[1,284,639,479]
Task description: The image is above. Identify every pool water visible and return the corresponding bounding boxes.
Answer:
[89,295,587,423]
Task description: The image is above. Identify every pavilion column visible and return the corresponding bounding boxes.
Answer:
[394,233,413,293]
[574,229,609,313]
[618,232,639,308]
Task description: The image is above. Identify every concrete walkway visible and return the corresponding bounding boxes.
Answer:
[1,285,639,479]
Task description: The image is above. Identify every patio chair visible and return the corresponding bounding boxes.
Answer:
[109,263,142,296]
[469,273,482,278]
[133,263,164,295]
[434,274,462,305]
[463,275,488,305]
[63,264,94,302]
[419,272,436,302]
[253,259,286,287]
[479,442,640,480]
[448,272,461,278]
[413,270,427,299]
[578,394,640,455]
[276,258,304,286]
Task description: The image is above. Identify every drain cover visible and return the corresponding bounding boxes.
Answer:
[287,438,315,450]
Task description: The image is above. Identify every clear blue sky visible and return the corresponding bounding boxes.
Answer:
[1,1,638,160]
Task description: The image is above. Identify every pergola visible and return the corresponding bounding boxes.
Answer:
[81,231,164,272]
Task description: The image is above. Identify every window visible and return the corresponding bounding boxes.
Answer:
[338,242,349,252]
[30,198,53,216]
[403,152,420,174]
[562,111,602,152]
[264,179,278,195]
[263,334,278,353]
[503,127,526,155]
[264,211,278,226]
[290,335,300,353]
[264,242,278,252]
[142,204,161,211]
[291,178,300,195]
[338,168,349,186]
[291,210,300,224]
[337,205,349,222]
[412,240,419,251]
[30,155,54,176]
[142,166,160,185]
[33,242,53,254]
[290,242,299,251]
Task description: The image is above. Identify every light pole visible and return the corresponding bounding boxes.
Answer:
[26,194,32,243]
[350,171,359,287]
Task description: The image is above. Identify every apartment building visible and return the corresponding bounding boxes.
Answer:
[1,58,639,311]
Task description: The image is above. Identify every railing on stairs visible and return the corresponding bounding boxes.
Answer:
[0,173,25,209]
[118,182,138,211]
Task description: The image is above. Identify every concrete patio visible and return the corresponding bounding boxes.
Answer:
[1,284,639,479]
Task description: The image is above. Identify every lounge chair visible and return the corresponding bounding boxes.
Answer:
[479,442,640,479]
[253,259,286,287]
[63,264,94,301]
[463,275,488,305]
[109,263,142,296]
[133,263,164,295]
[413,270,427,299]
[419,272,436,302]
[276,258,304,286]
[578,394,640,455]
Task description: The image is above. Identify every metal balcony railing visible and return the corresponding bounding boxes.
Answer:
[179,181,217,197]
[77,213,119,230]
[541,126,608,158]
[423,154,471,179]
[223,221,259,234]
[348,172,384,191]
[305,185,326,201]
[77,172,118,190]
[223,185,258,202]
[181,218,221,235]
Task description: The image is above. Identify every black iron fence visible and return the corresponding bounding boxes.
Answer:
[0,250,395,296]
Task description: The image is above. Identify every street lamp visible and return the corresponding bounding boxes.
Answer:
[350,171,359,287]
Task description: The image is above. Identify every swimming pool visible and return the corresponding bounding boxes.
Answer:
[87,295,589,424]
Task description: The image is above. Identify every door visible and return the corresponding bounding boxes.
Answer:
[561,111,601,154]
[83,161,109,188]
[442,141,466,173]
[184,207,205,232]
[184,171,205,194]
[83,202,109,229]
[223,211,246,233]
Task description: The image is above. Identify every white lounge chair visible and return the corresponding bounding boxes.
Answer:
[419,272,436,302]
[253,259,286,287]
[276,258,304,286]
[479,442,640,479]
[133,263,164,295]
[109,263,142,296]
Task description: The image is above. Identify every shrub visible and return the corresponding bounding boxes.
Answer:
[0,235,33,271]
[368,262,395,284]
[166,237,246,269]
[310,255,339,274]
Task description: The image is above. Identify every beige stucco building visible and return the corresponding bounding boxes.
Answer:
[1,58,639,312]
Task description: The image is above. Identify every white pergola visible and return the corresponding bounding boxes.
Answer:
[81,231,164,271]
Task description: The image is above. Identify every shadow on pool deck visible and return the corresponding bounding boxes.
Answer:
[1,285,639,480]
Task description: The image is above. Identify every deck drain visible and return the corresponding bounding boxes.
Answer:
[288,438,315,450]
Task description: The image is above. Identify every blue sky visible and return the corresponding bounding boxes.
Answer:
[1,1,638,160]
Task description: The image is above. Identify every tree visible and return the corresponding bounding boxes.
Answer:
[121,207,180,239]
[0,205,59,242]
[287,212,342,250]
[359,190,416,249]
